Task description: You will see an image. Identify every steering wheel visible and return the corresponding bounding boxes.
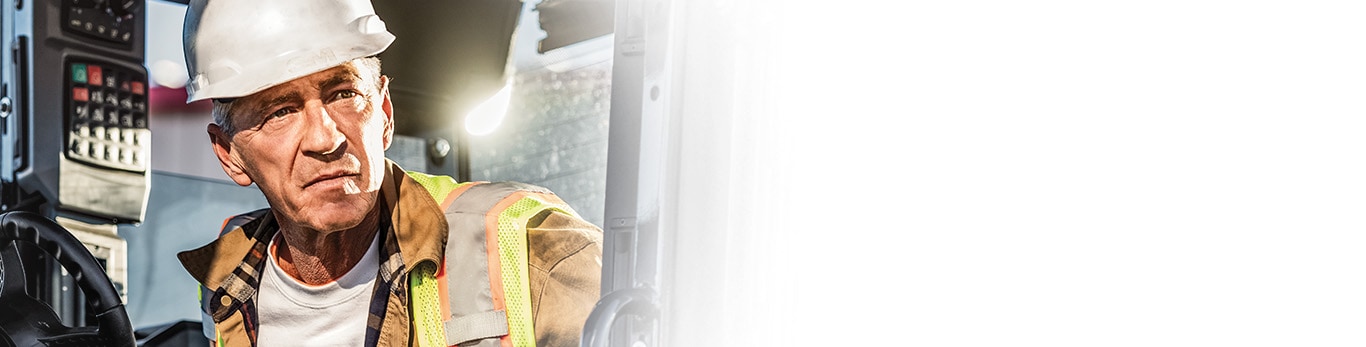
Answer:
[0,211,134,347]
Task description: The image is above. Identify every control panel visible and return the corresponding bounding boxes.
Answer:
[64,0,138,45]
[3,0,150,223]
[66,60,149,172]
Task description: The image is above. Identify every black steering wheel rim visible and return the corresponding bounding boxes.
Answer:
[0,211,135,347]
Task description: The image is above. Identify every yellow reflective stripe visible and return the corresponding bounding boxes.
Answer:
[406,171,463,346]
[497,195,577,347]
[410,262,446,347]
[405,171,468,203]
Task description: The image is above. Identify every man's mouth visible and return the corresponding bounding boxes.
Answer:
[304,171,359,189]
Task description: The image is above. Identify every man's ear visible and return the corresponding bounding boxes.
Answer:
[379,75,394,151]
[207,123,254,187]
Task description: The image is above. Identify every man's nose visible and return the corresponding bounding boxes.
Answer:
[300,102,345,157]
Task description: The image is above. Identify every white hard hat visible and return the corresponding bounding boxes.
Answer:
[182,0,395,103]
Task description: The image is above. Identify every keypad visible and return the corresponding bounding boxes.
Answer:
[67,60,148,172]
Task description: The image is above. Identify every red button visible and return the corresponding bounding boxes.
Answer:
[131,81,144,95]
[72,87,89,102]
[88,66,103,86]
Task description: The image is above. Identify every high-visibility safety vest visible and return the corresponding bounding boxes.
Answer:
[209,172,580,347]
[405,172,582,347]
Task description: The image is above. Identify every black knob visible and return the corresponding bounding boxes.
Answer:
[106,0,137,18]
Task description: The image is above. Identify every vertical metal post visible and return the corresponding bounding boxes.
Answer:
[592,0,674,345]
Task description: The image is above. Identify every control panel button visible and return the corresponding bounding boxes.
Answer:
[72,64,87,83]
[72,87,89,102]
[74,140,89,156]
[87,65,102,86]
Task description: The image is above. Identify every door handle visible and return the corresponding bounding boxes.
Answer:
[580,287,658,347]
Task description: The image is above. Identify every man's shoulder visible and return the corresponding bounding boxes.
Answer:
[526,210,603,272]
[419,178,601,265]
[179,207,273,287]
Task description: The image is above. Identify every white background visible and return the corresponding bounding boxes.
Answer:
[675,1,1366,345]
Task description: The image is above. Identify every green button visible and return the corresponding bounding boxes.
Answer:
[72,64,87,84]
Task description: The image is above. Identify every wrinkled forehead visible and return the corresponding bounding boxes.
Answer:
[234,61,380,109]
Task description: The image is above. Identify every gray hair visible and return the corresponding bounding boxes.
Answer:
[211,57,384,136]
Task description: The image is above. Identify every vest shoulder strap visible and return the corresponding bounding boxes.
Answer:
[423,180,579,347]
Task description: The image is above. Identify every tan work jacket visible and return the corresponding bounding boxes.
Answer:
[178,160,602,346]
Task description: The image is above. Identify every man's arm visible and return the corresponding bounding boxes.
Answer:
[527,210,604,347]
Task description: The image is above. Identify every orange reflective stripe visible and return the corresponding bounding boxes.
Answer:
[484,191,529,347]
[435,258,451,322]
[441,181,484,210]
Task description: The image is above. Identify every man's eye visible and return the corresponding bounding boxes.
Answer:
[333,90,358,100]
[269,107,297,119]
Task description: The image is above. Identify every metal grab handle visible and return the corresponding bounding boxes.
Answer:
[580,287,659,347]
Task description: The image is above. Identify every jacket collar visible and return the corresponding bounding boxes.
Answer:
[180,159,448,290]
[378,159,448,273]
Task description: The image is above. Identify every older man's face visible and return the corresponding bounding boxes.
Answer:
[208,61,392,233]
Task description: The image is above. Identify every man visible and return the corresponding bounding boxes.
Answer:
[174,0,602,346]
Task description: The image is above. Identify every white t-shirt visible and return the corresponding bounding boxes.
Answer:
[203,232,380,346]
